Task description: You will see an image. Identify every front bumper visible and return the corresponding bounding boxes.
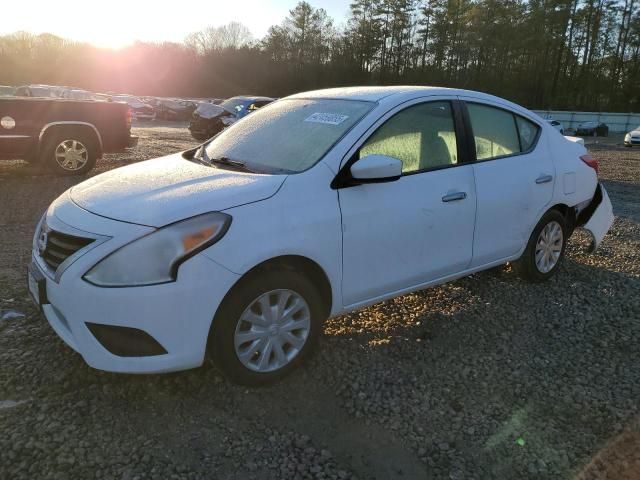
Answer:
[30,195,240,374]
[578,183,614,250]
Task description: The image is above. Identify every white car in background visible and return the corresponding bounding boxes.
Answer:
[624,127,640,147]
[111,95,156,121]
[28,86,613,385]
[61,89,99,101]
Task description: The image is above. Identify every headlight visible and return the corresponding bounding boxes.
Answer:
[625,133,631,142]
[84,212,231,287]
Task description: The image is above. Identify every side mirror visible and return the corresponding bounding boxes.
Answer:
[350,154,402,183]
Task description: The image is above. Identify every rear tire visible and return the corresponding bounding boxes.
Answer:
[513,210,567,283]
[208,269,325,386]
[39,129,97,175]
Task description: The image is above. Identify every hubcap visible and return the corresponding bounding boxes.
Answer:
[535,220,563,273]
[55,140,88,171]
[234,289,311,373]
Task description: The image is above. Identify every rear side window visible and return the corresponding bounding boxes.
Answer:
[467,103,540,160]
[516,116,539,151]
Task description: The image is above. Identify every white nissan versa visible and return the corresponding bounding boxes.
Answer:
[29,86,614,385]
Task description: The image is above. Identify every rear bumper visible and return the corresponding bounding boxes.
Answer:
[103,135,138,153]
[577,183,614,250]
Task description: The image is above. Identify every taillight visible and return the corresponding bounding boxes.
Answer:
[125,108,132,129]
[580,154,599,174]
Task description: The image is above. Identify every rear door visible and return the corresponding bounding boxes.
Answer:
[0,99,36,159]
[459,98,555,267]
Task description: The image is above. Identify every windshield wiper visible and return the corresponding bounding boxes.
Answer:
[209,156,254,173]
[192,145,255,173]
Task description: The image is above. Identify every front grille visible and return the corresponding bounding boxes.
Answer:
[40,228,94,272]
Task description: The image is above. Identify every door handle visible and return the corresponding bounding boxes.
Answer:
[535,174,553,184]
[441,192,467,202]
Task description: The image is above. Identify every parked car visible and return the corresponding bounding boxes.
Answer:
[547,120,564,134]
[154,98,197,120]
[111,95,156,121]
[189,96,274,141]
[0,96,138,174]
[576,121,609,137]
[15,84,64,98]
[60,89,99,101]
[28,86,612,385]
[624,127,640,147]
[0,85,15,97]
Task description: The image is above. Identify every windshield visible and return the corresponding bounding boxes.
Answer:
[220,97,252,114]
[204,98,374,173]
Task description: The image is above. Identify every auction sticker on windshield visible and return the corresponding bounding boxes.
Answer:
[304,112,349,125]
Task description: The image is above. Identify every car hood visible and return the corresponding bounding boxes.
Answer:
[195,103,229,119]
[629,129,640,136]
[69,153,286,227]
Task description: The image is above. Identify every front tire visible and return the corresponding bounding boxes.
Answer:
[513,210,567,282]
[209,269,325,386]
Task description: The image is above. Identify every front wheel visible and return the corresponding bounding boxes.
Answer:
[208,269,325,386]
[513,210,567,282]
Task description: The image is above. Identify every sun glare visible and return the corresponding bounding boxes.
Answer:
[0,0,320,48]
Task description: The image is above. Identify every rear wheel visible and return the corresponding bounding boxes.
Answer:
[40,129,97,175]
[208,269,325,386]
[513,210,567,282]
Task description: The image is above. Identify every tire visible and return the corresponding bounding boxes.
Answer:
[208,268,326,386]
[513,209,568,283]
[39,128,97,175]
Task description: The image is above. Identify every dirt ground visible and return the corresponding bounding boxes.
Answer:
[0,126,639,480]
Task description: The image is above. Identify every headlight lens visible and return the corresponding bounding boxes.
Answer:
[84,212,231,287]
[625,133,631,141]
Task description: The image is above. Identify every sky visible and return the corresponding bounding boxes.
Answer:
[0,0,350,49]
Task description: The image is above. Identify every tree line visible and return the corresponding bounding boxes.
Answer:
[1,0,638,111]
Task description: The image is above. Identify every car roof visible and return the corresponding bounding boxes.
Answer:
[286,85,522,106]
[285,86,540,121]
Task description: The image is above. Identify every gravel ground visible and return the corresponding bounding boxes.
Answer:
[0,128,639,479]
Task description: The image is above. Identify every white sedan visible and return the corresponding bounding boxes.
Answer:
[624,127,640,147]
[28,86,613,385]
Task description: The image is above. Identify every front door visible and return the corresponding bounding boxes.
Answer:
[338,99,477,307]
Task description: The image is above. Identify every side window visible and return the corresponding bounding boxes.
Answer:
[515,115,540,151]
[359,101,458,174]
[467,103,520,160]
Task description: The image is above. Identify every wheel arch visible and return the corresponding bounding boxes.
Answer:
[548,203,577,233]
[217,254,333,323]
[38,122,103,156]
